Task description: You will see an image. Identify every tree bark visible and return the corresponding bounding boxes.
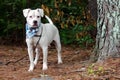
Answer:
[91,0,120,62]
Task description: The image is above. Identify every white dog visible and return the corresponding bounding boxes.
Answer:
[23,8,62,72]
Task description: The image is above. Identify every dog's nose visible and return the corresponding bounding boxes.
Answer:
[33,20,37,24]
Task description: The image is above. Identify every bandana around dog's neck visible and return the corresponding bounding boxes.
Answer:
[26,23,40,38]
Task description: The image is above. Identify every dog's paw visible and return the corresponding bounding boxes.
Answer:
[42,67,48,71]
[28,63,34,72]
[42,64,48,70]
[28,69,33,72]
[28,67,34,72]
[58,61,63,64]
[58,59,63,64]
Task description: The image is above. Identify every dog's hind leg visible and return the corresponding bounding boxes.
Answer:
[56,43,62,64]
[34,48,40,65]
[54,35,62,64]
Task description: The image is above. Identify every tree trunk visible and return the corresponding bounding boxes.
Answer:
[91,0,120,62]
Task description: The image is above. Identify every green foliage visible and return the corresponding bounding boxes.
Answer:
[0,0,25,37]
[60,28,75,44]
[60,24,95,47]
[0,0,95,47]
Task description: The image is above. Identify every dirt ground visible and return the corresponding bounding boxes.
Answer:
[0,45,120,80]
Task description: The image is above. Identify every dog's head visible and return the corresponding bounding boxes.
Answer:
[23,8,44,27]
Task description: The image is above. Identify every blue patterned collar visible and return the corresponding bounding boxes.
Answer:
[26,24,40,38]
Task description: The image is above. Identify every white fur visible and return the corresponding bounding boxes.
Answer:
[23,8,62,72]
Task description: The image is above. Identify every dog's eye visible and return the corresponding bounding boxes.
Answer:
[37,16,40,18]
[29,16,32,18]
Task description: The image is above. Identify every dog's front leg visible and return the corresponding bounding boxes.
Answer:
[27,45,35,72]
[42,46,48,70]
[34,48,40,65]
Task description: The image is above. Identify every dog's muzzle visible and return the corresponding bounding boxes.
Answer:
[33,20,38,26]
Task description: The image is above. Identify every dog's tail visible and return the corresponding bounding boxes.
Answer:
[45,15,53,25]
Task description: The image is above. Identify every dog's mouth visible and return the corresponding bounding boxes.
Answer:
[33,24,38,27]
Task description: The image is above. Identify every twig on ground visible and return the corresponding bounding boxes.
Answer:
[66,68,86,74]
[113,75,120,79]
[5,54,28,65]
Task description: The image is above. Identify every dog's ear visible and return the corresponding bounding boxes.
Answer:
[37,8,44,17]
[23,9,31,17]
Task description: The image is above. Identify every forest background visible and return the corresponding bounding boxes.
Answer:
[0,0,96,48]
